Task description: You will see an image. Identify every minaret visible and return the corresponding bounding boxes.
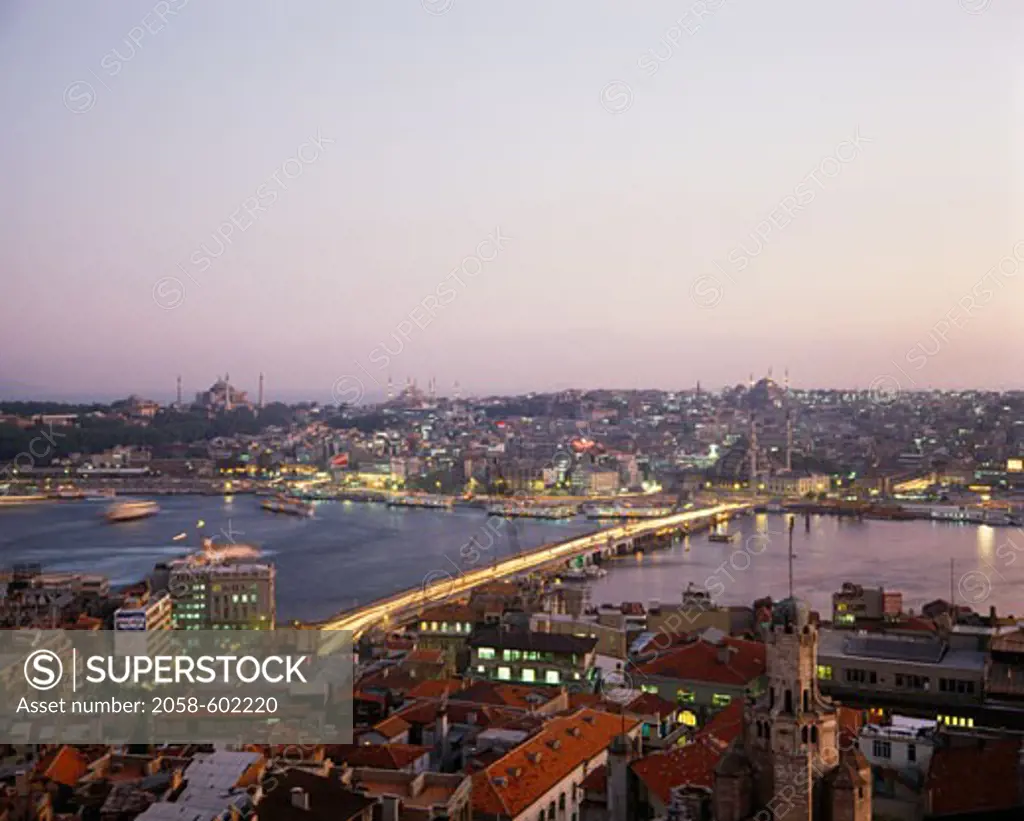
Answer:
[454,380,461,401]
[786,411,794,472]
[749,414,758,493]
[429,376,436,401]
[225,372,232,411]
[258,372,265,409]
[387,375,393,402]
[176,375,182,407]
[785,367,793,472]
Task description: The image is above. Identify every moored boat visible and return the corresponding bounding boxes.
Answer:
[487,502,576,520]
[387,494,453,510]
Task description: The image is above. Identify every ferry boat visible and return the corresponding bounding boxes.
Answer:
[105,500,160,522]
[583,503,672,520]
[487,502,577,520]
[902,504,1022,527]
[708,531,736,544]
[387,494,453,510]
[260,497,315,517]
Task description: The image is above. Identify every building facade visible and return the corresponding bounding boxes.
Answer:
[467,627,597,687]
[169,560,276,630]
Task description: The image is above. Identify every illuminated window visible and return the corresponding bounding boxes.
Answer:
[676,690,696,704]
[817,665,833,680]
[497,666,511,681]
[478,647,496,660]
[642,685,659,694]
[545,670,561,685]
[477,665,486,673]
[678,710,697,727]
[522,668,536,682]
[712,694,732,707]
[430,621,439,631]
[420,622,428,631]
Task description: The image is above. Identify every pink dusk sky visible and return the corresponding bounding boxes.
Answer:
[0,0,1021,401]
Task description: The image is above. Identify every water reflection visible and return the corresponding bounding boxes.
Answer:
[588,513,1024,618]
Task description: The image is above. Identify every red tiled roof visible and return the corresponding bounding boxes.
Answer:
[633,737,721,800]
[569,693,603,710]
[455,681,559,710]
[635,637,765,686]
[371,714,412,740]
[631,701,744,802]
[927,738,1022,815]
[389,697,545,734]
[43,746,90,787]
[406,679,465,699]
[580,764,607,792]
[417,603,477,622]
[472,709,640,818]
[325,744,431,770]
[625,692,677,717]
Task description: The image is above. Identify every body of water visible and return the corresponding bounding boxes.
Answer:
[2,502,1020,623]
[0,497,595,622]
[588,512,1024,619]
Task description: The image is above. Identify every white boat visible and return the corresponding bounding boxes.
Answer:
[903,504,1021,527]
[584,565,608,578]
[487,502,576,520]
[387,494,453,510]
[105,500,160,522]
[584,503,672,520]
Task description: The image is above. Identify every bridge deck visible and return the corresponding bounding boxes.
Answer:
[316,502,750,637]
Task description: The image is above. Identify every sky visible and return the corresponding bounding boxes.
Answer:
[0,0,1021,402]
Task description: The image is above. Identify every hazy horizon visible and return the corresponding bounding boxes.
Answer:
[2,0,1021,397]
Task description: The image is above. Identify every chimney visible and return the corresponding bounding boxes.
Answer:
[717,644,732,665]
[290,787,309,810]
[435,706,450,766]
[380,795,401,821]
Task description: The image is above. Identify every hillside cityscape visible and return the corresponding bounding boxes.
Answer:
[3,0,1020,818]
[1,374,1023,818]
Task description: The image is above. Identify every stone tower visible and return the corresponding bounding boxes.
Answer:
[716,598,872,821]
[824,746,872,821]
[753,598,838,821]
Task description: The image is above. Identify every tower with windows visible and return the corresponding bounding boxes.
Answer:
[715,598,871,821]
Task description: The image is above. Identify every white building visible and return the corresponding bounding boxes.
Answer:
[114,592,173,631]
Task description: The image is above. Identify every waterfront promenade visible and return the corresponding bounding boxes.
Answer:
[316,502,750,638]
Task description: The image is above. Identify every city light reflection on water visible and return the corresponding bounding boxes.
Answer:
[2,500,1022,622]
[588,513,1024,618]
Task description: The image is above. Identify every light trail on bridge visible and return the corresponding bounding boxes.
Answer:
[318,502,749,638]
